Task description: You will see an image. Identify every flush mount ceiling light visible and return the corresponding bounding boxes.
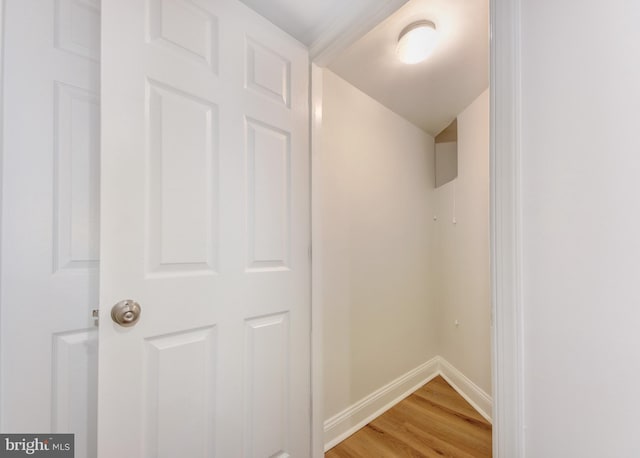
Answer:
[396,20,437,64]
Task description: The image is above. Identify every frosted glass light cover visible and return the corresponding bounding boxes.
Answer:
[396,21,437,64]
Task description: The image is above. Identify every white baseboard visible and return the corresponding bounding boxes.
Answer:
[438,358,493,423]
[323,356,440,451]
[323,356,493,451]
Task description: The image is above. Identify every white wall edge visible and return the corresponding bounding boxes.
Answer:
[490,0,525,456]
[310,62,324,458]
[438,358,493,423]
[323,356,440,452]
[310,0,408,67]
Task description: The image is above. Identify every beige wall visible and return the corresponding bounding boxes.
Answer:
[320,69,439,419]
[434,89,491,394]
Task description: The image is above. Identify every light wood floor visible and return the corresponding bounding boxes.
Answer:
[325,376,492,458]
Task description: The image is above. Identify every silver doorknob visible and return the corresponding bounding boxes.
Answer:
[111,300,141,327]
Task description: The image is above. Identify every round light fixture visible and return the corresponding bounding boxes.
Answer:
[396,20,437,64]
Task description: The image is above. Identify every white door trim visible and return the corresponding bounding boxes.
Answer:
[490,0,525,455]
[310,62,324,458]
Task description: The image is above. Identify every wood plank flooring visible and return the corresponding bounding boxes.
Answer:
[325,376,492,458]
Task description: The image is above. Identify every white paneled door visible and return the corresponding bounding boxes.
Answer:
[1,1,100,457]
[1,0,310,457]
[99,0,310,457]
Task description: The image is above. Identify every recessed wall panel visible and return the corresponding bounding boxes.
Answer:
[148,0,219,71]
[55,0,100,61]
[53,82,100,273]
[144,326,217,458]
[246,119,291,271]
[246,39,290,107]
[52,329,98,458]
[244,313,290,458]
[146,80,218,276]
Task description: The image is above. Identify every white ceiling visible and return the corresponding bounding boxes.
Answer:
[238,0,399,49]
[239,0,489,136]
